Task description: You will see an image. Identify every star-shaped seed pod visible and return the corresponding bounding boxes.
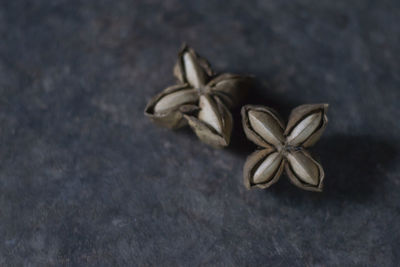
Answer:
[145,44,250,147]
[241,104,328,192]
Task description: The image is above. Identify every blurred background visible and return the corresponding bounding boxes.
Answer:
[0,0,399,265]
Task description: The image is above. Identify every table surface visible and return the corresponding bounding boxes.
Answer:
[1,0,399,266]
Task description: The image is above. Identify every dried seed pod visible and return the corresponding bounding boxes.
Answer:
[285,150,324,192]
[146,44,249,147]
[241,105,285,148]
[285,104,328,147]
[243,148,285,189]
[241,104,328,192]
[184,95,232,148]
[145,84,197,129]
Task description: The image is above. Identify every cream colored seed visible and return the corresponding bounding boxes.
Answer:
[154,89,198,113]
[287,152,319,186]
[248,110,285,147]
[253,152,282,184]
[287,112,322,145]
[183,52,206,89]
[198,96,222,134]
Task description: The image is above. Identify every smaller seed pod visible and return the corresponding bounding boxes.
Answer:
[241,104,328,192]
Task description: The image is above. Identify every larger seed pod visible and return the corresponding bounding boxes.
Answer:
[145,44,250,147]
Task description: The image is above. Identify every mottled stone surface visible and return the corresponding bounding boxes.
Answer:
[0,0,399,266]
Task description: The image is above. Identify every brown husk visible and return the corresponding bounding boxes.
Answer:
[207,73,252,108]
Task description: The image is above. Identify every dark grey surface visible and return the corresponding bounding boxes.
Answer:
[0,0,399,266]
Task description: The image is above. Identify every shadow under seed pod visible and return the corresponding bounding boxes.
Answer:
[266,135,398,204]
[319,135,397,201]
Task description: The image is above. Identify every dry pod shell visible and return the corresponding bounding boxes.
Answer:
[145,44,251,147]
[241,104,328,192]
[206,73,251,108]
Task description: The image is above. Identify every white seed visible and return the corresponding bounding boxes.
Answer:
[248,110,285,147]
[287,112,322,145]
[154,89,198,113]
[287,152,319,186]
[253,152,282,184]
[183,52,206,88]
[198,96,222,134]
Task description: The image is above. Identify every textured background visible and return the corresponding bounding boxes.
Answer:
[1,0,399,266]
